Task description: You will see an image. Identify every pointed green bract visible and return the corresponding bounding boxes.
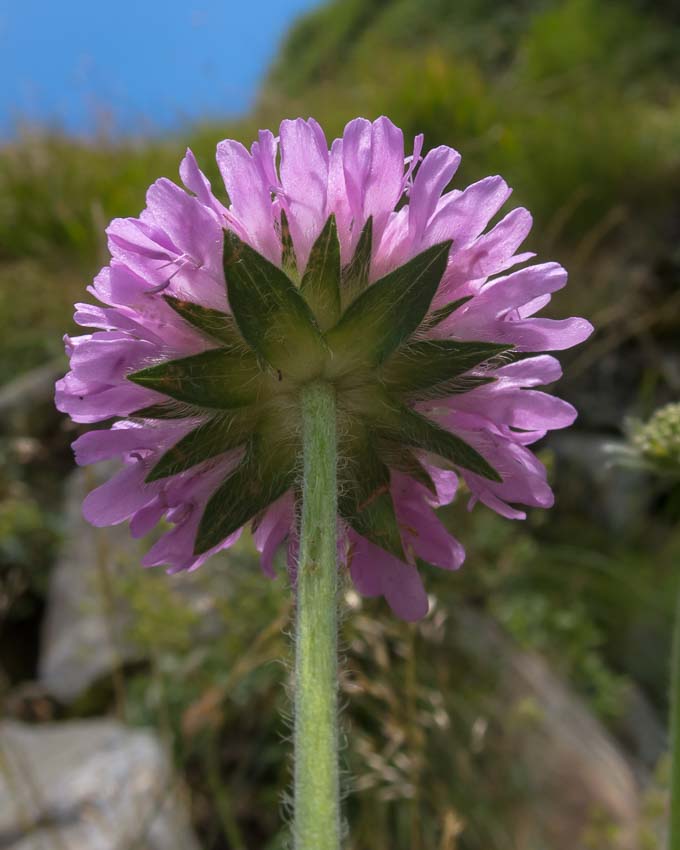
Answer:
[347,490,405,560]
[195,439,294,555]
[374,439,437,495]
[426,296,473,328]
[128,348,265,409]
[338,433,405,560]
[326,240,452,373]
[224,230,326,380]
[300,215,341,331]
[279,209,298,277]
[135,224,507,562]
[341,216,373,306]
[381,339,511,397]
[146,414,252,482]
[372,403,501,482]
[163,296,244,347]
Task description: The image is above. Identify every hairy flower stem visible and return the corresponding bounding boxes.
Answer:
[294,381,341,850]
[671,586,680,849]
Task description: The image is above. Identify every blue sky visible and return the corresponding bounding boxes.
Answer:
[1,0,320,137]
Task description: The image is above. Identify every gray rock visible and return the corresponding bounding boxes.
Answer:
[39,467,243,703]
[0,359,65,435]
[0,719,201,850]
[452,608,642,849]
[38,468,142,702]
[615,684,667,779]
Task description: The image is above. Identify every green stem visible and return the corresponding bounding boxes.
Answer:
[671,585,680,849]
[294,381,341,850]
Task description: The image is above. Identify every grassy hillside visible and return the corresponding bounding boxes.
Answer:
[2,0,678,385]
[269,0,680,94]
[266,0,680,228]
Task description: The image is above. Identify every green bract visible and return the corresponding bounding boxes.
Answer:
[128,218,509,556]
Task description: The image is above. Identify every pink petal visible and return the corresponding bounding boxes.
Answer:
[88,262,153,307]
[216,139,279,263]
[251,130,279,195]
[144,506,241,573]
[82,462,158,526]
[279,118,330,269]
[421,461,459,506]
[254,491,295,578]
[425,175,511,247]
[349,533,429,621]
[326,138,354,263]
[55,380,160,423]
[107,216,172,263]
[342,117,405,244]
[145,178,224,279]
[68,335,157,383]
[390,471,464,569]
[494,355,563,387]
[380,555,429,621]
[180,148,228,219]
[486,316,594,352]
[408,145,461,244]
[435,207,536,304]
[471,263,568,317]
[452,387,577,431]
[72,420,192,466]
[397,499,465,571]
[129,498,167,538]
[518,294,551,318]
[347,533,383,598]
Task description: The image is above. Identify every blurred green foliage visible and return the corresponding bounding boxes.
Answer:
[1,0,680,846]
[1,0,678,382]
[0,436,60,682]
[268,0,680,235]
[100,507,678,849]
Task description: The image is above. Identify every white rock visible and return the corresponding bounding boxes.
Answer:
[38,468,142,702]
[0,719,201,850]
[453,608,642,849]
[39,467,241,702]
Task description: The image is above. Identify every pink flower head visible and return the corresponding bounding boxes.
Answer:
[56,117,593,621]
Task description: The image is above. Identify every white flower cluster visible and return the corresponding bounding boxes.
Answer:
[632,402,680,471]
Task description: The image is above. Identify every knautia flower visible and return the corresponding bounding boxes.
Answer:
[56,116,593,621]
